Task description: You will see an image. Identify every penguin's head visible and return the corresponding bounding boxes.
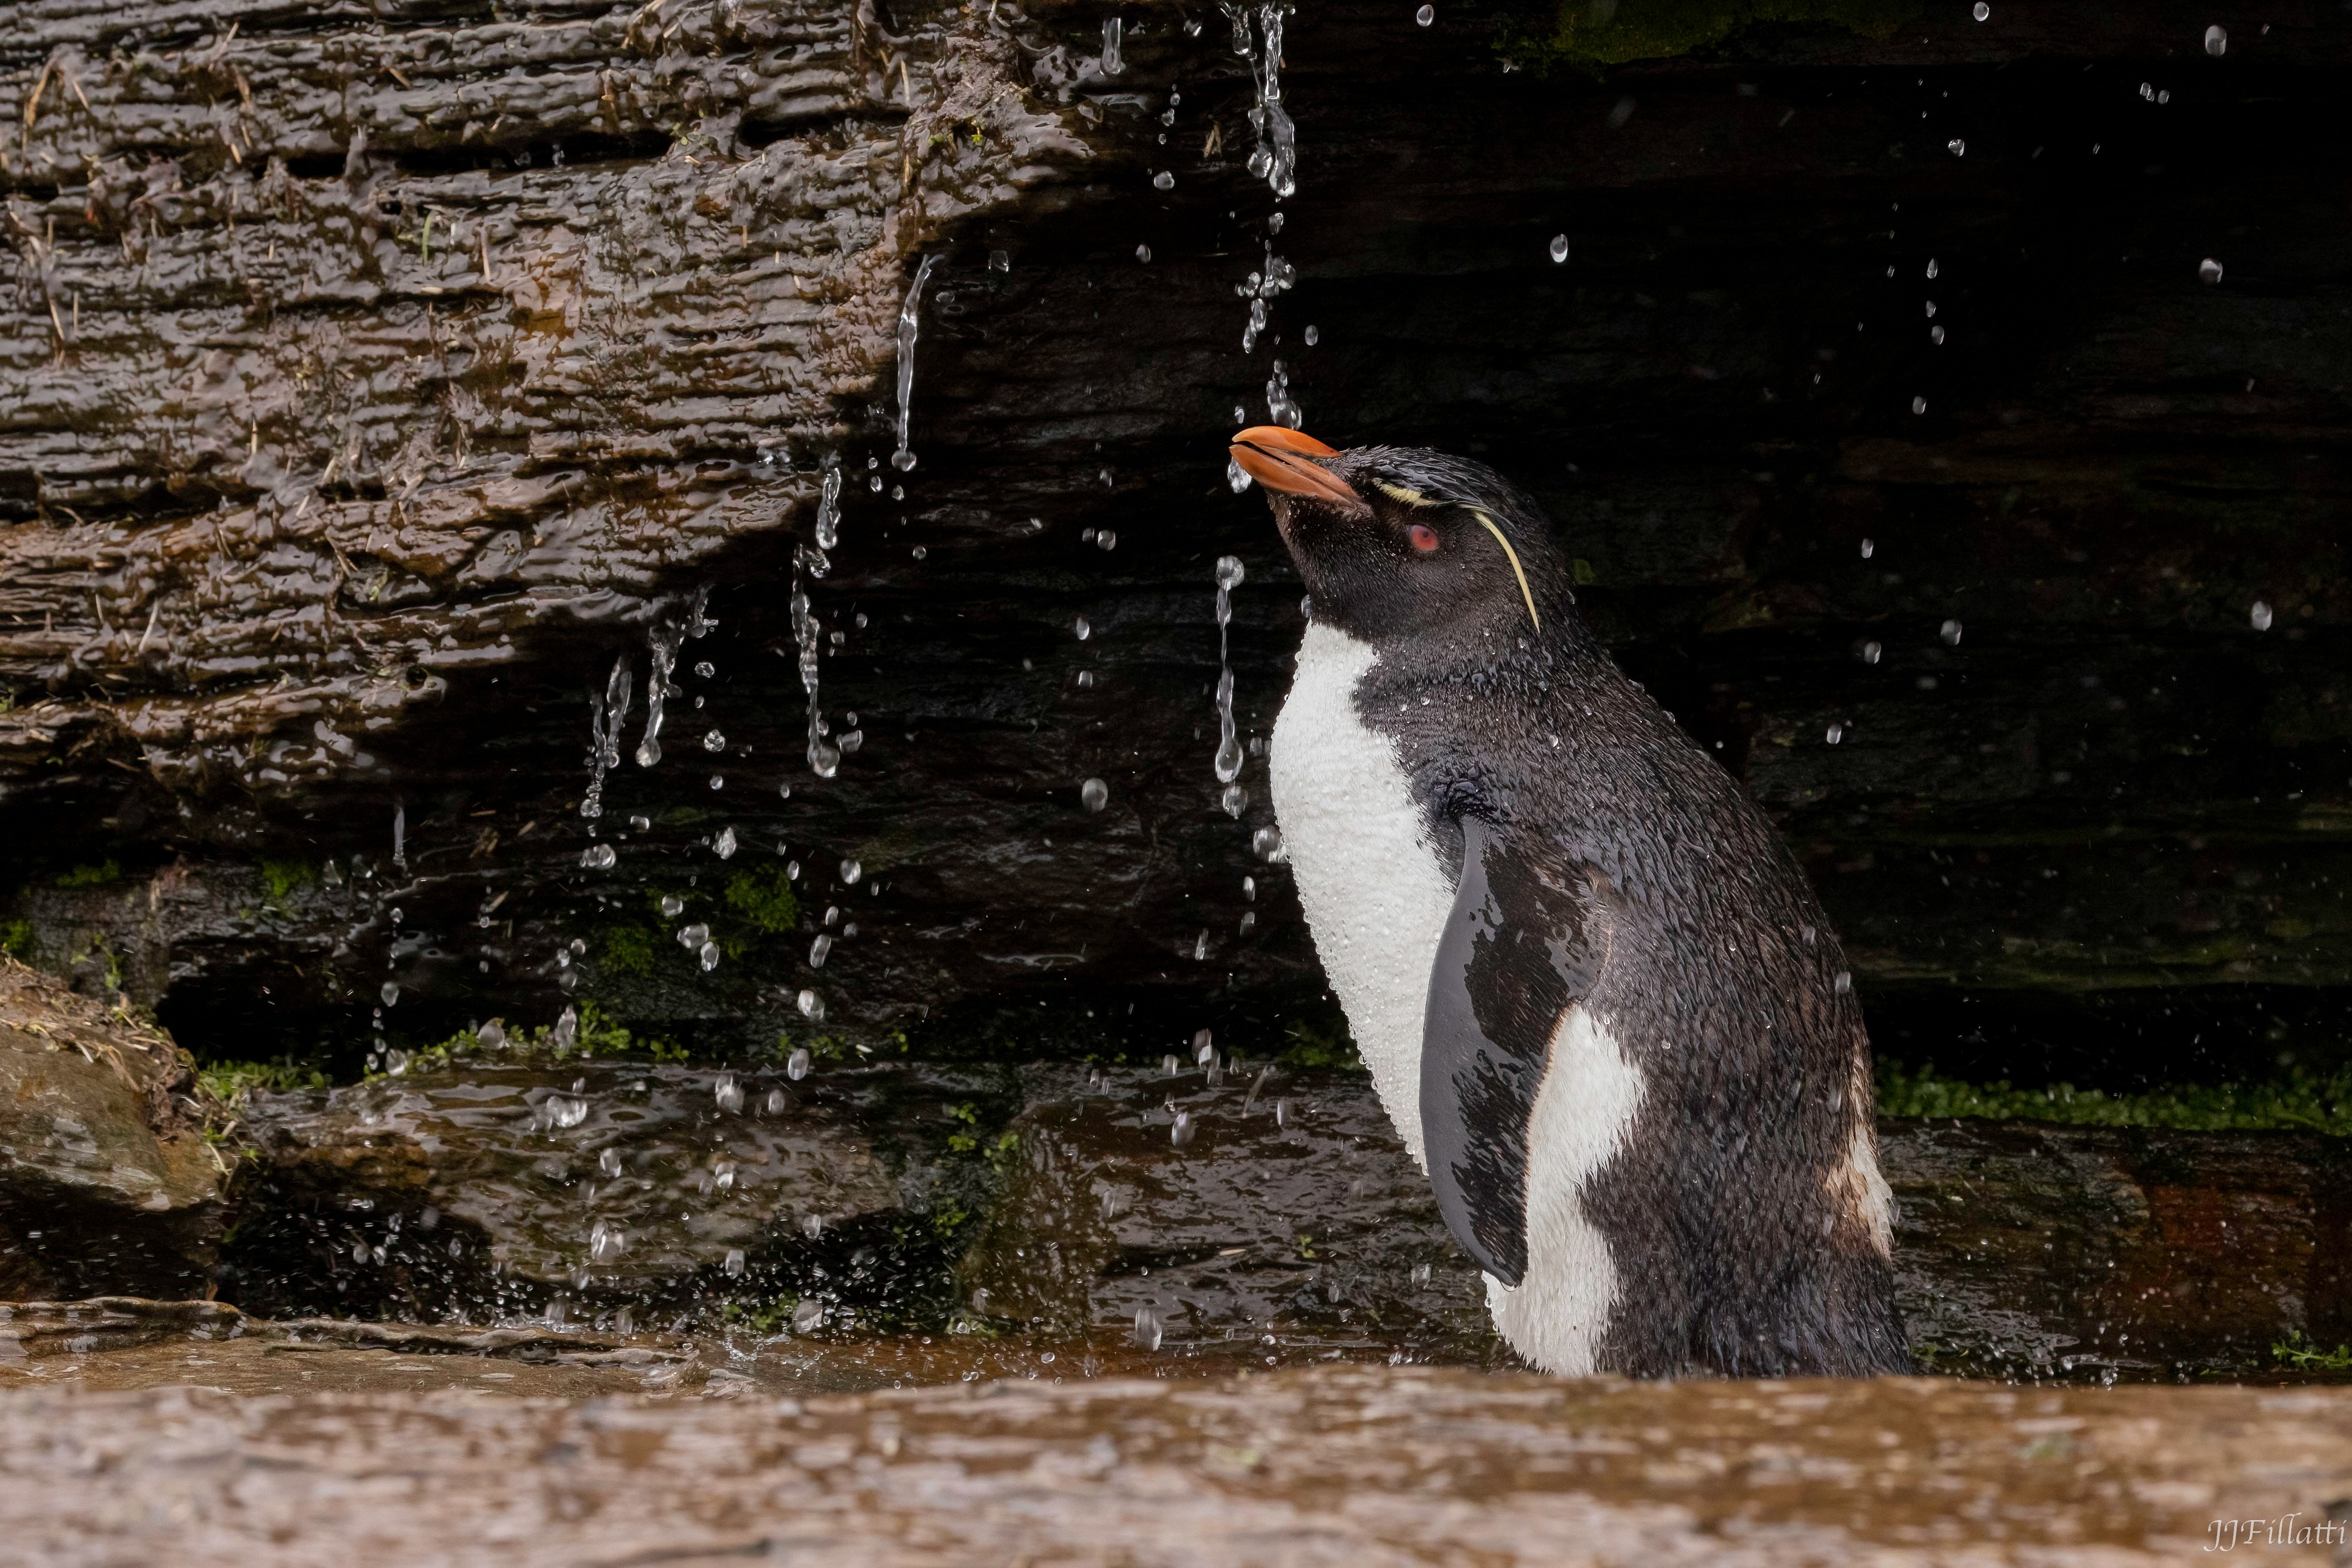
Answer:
[1230,427,1564,646]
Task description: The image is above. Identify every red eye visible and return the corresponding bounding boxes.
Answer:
[1408,523,1440,553]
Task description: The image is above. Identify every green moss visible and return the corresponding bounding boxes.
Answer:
[598,923,659,977]
[402,1001,688,1075]
[256,858,314,904]
[1877,1061,2352,1137]
[54,860,121,889]
[0,920,32,960]
[1505,0,1920,74]
[1278,1016,1363,1071]
[200,1059,331,1101]
[2274,1330,2352,1374]
[723,866,800,936]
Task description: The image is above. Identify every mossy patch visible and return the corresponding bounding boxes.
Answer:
[1878,1061,2352,1137]
[200,1058,332,1101]
[54,860,121,889]
[598,923,659,977]
[403,1001,690,1074]
[0,919,32,960]
[723,866,800,936]
[1505,0,1921,74]
[2274,1330,2352,1374]
[256,858,314,904]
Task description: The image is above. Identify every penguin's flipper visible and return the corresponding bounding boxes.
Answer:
[1419,816,1607,1287]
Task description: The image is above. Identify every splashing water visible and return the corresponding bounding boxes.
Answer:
[1265,360,1302,428]
[633,614,690,768]
[792,582,840,778]
[1100,15,1124,74]
[1213,556,1247,785]
[1224,2,1296,199]
[891,256,940,473]
[581,653,634,822]
[391,801,407,875]
[814,463,844,553]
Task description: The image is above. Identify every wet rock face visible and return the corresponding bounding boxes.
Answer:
[6,1368,2352,1562]
[206,1057,2352,1382]
[2,0,2349,1087]
[0,957,223,1298]
[226,1058,1019,1325]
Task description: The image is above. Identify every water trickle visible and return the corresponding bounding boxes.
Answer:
[1265,360,1302,428]
[581,654,634,821]
[1225,2,1297,198]
[791,585,840,778]
[714,826,738,860]
[634,615,688,768]
[1100,16,1125,74]
[1082,778,1110,813]
[1213,557,1247,787]
[891,256,940,473]
[392,802,407,875]
[1549,234,1570,263]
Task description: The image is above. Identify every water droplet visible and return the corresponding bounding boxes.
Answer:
[1100,14,1124,74]
[1548,234,1570,263]
[694,661,715,679]
[699,940,721,971]
[1192,930,1210,961]
[599,1146,623,1177]
[2204,23,2227,55]
[1132,1305,1164,1351]
[708,774,725,790]
[581,843,617,870]
[630,814,653,830]
[2140,81,2155,100]
[1931,324,1946,345]
[553,1006,578,1050]
[1911,396,1927,414]
[1096,528,1118,551]
[549,1094,589,1130]
[1242,875,1257,901]
[764,1088,787,1114]
[1171,1109,1197,1145]
[715,826,738,859]
[1076,670,1097,689]
[989,249,1010,272]
[679,922,710,949]
[1926,258,1940,280]
[2250,600,2274,631]
[1082,777,1110,812]
[1941,619,1964,646]
[1136,243,1152,263]
[590,1220,627,1262]
[703,729,726,753]
[723,1248,747,1278]
[716,1074,744,1112]
[1152,170,1175,190]
[1946,138,1965,156]
[1074,616,1092,640]
[1252,825,1287,863]
[1228,455,1255,493]
[1162,1053,1180,1075]
[1860,538,1875,559]
[377,980,400,1009]
[793,1298,825,1333]
[1833,971,1854,995]
[1303,325,1319,345]
[809,933,833,968]
[1862,641,1882,665]
[1275,1097,1289,1128]
[839,857,863,885]
[789,1037,815,1073]
[2199,257,2224,284]
[1972,1,1988,18]
[1415,3,1434,22]
[661,895,685,917]
[1826,723,1845,745]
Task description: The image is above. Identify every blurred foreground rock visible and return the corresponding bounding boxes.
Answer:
[0,955,224,1299]
[180,1060,2352,1381]
[4,1367,2352,1565]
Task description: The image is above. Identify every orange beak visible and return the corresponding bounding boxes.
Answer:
[1230,426,1363,508]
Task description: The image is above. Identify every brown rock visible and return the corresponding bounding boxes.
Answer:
[0,955,224,1298]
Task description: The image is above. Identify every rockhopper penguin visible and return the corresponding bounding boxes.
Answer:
[1232,425,1910,1378]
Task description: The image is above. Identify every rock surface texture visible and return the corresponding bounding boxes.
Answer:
[4,1369,2351,1563]
[208,1061,2352,1381]
[0,954,223,1297]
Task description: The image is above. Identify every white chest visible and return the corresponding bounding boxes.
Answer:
[1268,622,1456,1167]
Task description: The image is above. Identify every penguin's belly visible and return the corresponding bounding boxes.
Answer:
[1269,621,1455,1167]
